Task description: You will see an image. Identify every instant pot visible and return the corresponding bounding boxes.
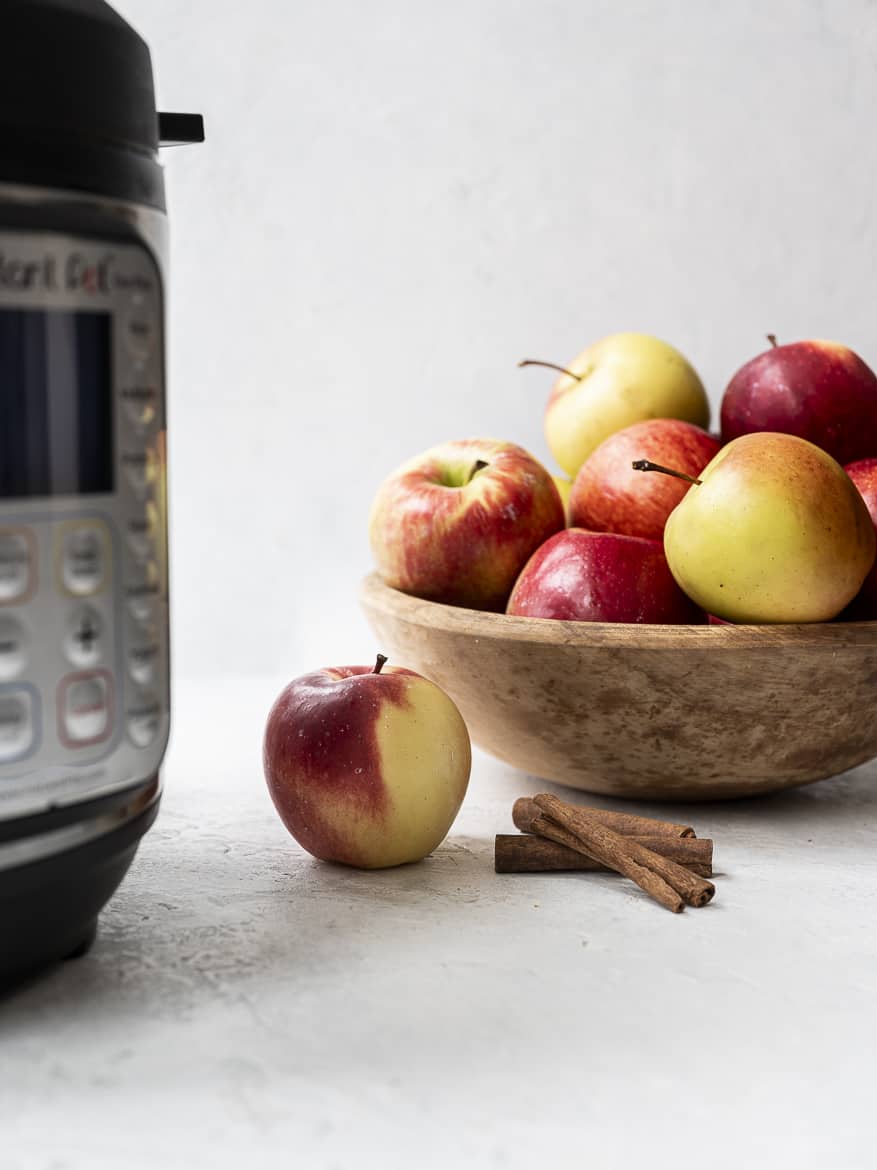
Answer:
[0,0,203,981]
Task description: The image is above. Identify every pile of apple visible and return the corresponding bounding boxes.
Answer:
[369,332,877,624]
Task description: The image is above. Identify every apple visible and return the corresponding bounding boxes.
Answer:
[369,438,564,610]
[569,418,720,540]
[263,655,471,868]
[840,458,877,618]
[506,529,706,623]
[721,337,877,465]
[648,432,877,623]
[524,333,710,479]
[551,474,573,524]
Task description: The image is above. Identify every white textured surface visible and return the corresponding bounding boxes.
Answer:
[3,675,877,1169]
[107,0,877,677]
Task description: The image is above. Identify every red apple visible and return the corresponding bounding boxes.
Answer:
[569,419,720,539]
[721,338,877,465]
[840,458,877,618]
[263,656,471,868]
[506,529,706,623]
[369,439,564,610]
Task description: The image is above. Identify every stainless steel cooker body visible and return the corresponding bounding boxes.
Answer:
[0,184,172,981]
[0,0,203,982]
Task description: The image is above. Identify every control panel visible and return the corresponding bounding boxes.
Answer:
[0,231,169,818]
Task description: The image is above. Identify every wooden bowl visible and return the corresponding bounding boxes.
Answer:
[361,572,877,800]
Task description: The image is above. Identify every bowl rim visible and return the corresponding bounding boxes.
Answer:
[360,572,877,650]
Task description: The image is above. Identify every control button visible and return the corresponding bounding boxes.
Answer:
[125,559,159,593]
[0,688,35,762]
[128,592,158,625]
[60,521,110,597]
[127,506,159,564]
[124,312,155,360]
[59,671,113,747]
[129,610,158,646]
[126,581,161,629]
[65,606,103,668]
[0,617,27,682]
[121,382,159,428]
[128,643,159,687]
[121,448,159,496]
[127,693,162,748]
[0,529,36,604]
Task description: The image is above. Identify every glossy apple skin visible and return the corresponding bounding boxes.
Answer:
[569,419,720,540]
[840,459,877,618]
[507,529,706,623]
[721,340,877,465]
[263,664,471,868]
[665,433,876,623]
[369,439,564,611]
[543,333,710,478]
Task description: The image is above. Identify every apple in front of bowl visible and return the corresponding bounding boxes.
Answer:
[720,337,877,465]
[263,656,471,868]
[527,333,710,479]
[506,529,706,624]
[569,418,720,540]
[369,439,564,611]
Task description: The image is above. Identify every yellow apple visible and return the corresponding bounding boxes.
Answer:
[540,333,710,478]
[660,433,877,622]
[551,474,573,524]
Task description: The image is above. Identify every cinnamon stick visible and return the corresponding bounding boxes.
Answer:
[519,813,684,912]
[512,796,694,839]
[533,793,715,910]
[495,833,712,876]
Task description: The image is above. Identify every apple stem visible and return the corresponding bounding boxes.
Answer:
[468,459,489,483]
[631,459,702,486]
[373,654,388,675]
[767,333,778,348]
[517,359,581,381]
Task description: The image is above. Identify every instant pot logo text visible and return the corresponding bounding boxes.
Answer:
[0,252,117,294]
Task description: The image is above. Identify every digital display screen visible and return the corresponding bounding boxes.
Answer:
[0,309,113,499]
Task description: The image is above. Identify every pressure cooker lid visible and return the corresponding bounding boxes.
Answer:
[0,0,203,210]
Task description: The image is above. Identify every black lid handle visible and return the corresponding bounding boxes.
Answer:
[158,112,205,147]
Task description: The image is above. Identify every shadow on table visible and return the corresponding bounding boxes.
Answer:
[3,763,873,1027]
[0,822,497,1029]
[500,763,877,889]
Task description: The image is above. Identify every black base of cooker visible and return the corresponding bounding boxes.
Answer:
[0,797,160,987]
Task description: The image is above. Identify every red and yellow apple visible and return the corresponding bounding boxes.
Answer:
[841,458,877,618]
[506,529,706,624]
[537,333,710,478]
[659,433,876,623]
[263,657,471,868]
[569,418,720,539]
[721,338,877,465]
[369,438,564,610]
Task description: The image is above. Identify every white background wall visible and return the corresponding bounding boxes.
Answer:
[118,0,877,680]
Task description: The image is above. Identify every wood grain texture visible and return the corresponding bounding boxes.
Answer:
[360,573,877,800]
